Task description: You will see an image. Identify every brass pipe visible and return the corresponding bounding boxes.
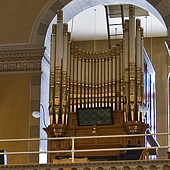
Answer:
[129,5,136,121]
[116,44,121,110]
[92,52,95,108]
[74,47,78,111]
[105,51,109,107]
[112,47,116,110]
[66,32,71,124]
[136,19,142,121]
[70,43,74,112]
[78,49,82,109]
[102,52,105,107]
[49,24,56,125]
[55,10,63,124]
[86,52,89,108]
[141,28,144,122]
[95,53,99,108]
[123,20,129,122]
[89,53,92,108]
[98,53,102,107]
[108,49,112,108]
[62,23,68,124]
[82,51,85,108]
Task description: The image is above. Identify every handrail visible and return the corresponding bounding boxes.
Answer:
[0,132,169,142]
[0,132,169,163]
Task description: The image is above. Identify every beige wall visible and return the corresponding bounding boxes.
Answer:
[0,0,48,44]
[145,37,169,158]
[0,74,30,164]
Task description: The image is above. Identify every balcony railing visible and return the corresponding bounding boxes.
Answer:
[0,132,169,164]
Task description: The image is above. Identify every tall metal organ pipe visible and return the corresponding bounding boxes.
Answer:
[55,10,63,124]
[129,5,136,121]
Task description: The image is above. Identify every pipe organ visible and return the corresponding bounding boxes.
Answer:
[44,6,149,162]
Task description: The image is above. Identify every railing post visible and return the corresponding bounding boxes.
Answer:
[71,137,75,163]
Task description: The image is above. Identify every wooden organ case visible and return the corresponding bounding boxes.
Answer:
[44,6,149,163]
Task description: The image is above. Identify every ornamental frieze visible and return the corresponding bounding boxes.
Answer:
[0,47,45,72]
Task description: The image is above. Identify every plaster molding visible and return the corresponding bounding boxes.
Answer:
[0,60,42,72]
[0,47,45,72]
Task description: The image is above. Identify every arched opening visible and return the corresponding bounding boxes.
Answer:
[39,0,168,163]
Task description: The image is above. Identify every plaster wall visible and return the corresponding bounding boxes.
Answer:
[145,37,169,158]
[0,75,30,164]
[0,0,48,44]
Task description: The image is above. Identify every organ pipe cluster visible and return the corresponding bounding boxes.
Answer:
[49,6,144,126]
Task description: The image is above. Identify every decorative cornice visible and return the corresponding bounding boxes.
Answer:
[0,60,42,72]
[0,47,45,61]
[0,159,170,169]
[0,47,45,72]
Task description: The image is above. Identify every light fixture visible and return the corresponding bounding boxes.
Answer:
[139,103,148,113]
[32,104,47,128]
[32,111,41,118]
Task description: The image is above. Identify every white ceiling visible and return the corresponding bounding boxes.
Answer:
[68,4,167,41]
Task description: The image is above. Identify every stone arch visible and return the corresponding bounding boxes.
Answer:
[109,166,117,170]
[83,167,91,170]
[149,165,157,170]
[162,165,170,170]
[31,0,170,48]
[122,166,131,170]
[136,166,144,170]
[96,167,104,170]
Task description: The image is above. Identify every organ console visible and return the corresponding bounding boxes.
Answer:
[44,5,149,163]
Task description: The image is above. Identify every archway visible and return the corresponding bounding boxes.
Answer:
[32,0,170,48]
[38,0,169,163]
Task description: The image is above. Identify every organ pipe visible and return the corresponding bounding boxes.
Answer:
[62,23,68,124]
[123,20,129,122]
[74,47,78,111]
[136,19,142,121]
[82,51,85,108]
[66,32,71,125]
[98,53,102,107]
[78,49,82,108]
[49,24,56,125]
[48,6,146,126]
[141,28,144,122]
[55,10,63,124]
[70,43,74,112]
[129,5,136,121]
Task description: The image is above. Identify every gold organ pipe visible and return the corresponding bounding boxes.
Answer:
[49,24,56,125]
[105,51,109,107]
[129,5,136,121]
[70,43,74,112]
[109,49,112,107]
[86,52,89,108]
[116,44,120,110]
[74,47,78,111]
[92,52,95,107]
[98,53,102,107]
[82,51,85,108]
[89,53,92,108]
[141,28,144,122]
[55,10,63,124]
[124,20,129,122]
[136,19,142,121]
[78,49,82,108]
[95,53,99,107]
[102,52,105,107]
[112,47,116,110]
[62,23,68,124]
[120,41,124,110]
[66,32,71,125]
